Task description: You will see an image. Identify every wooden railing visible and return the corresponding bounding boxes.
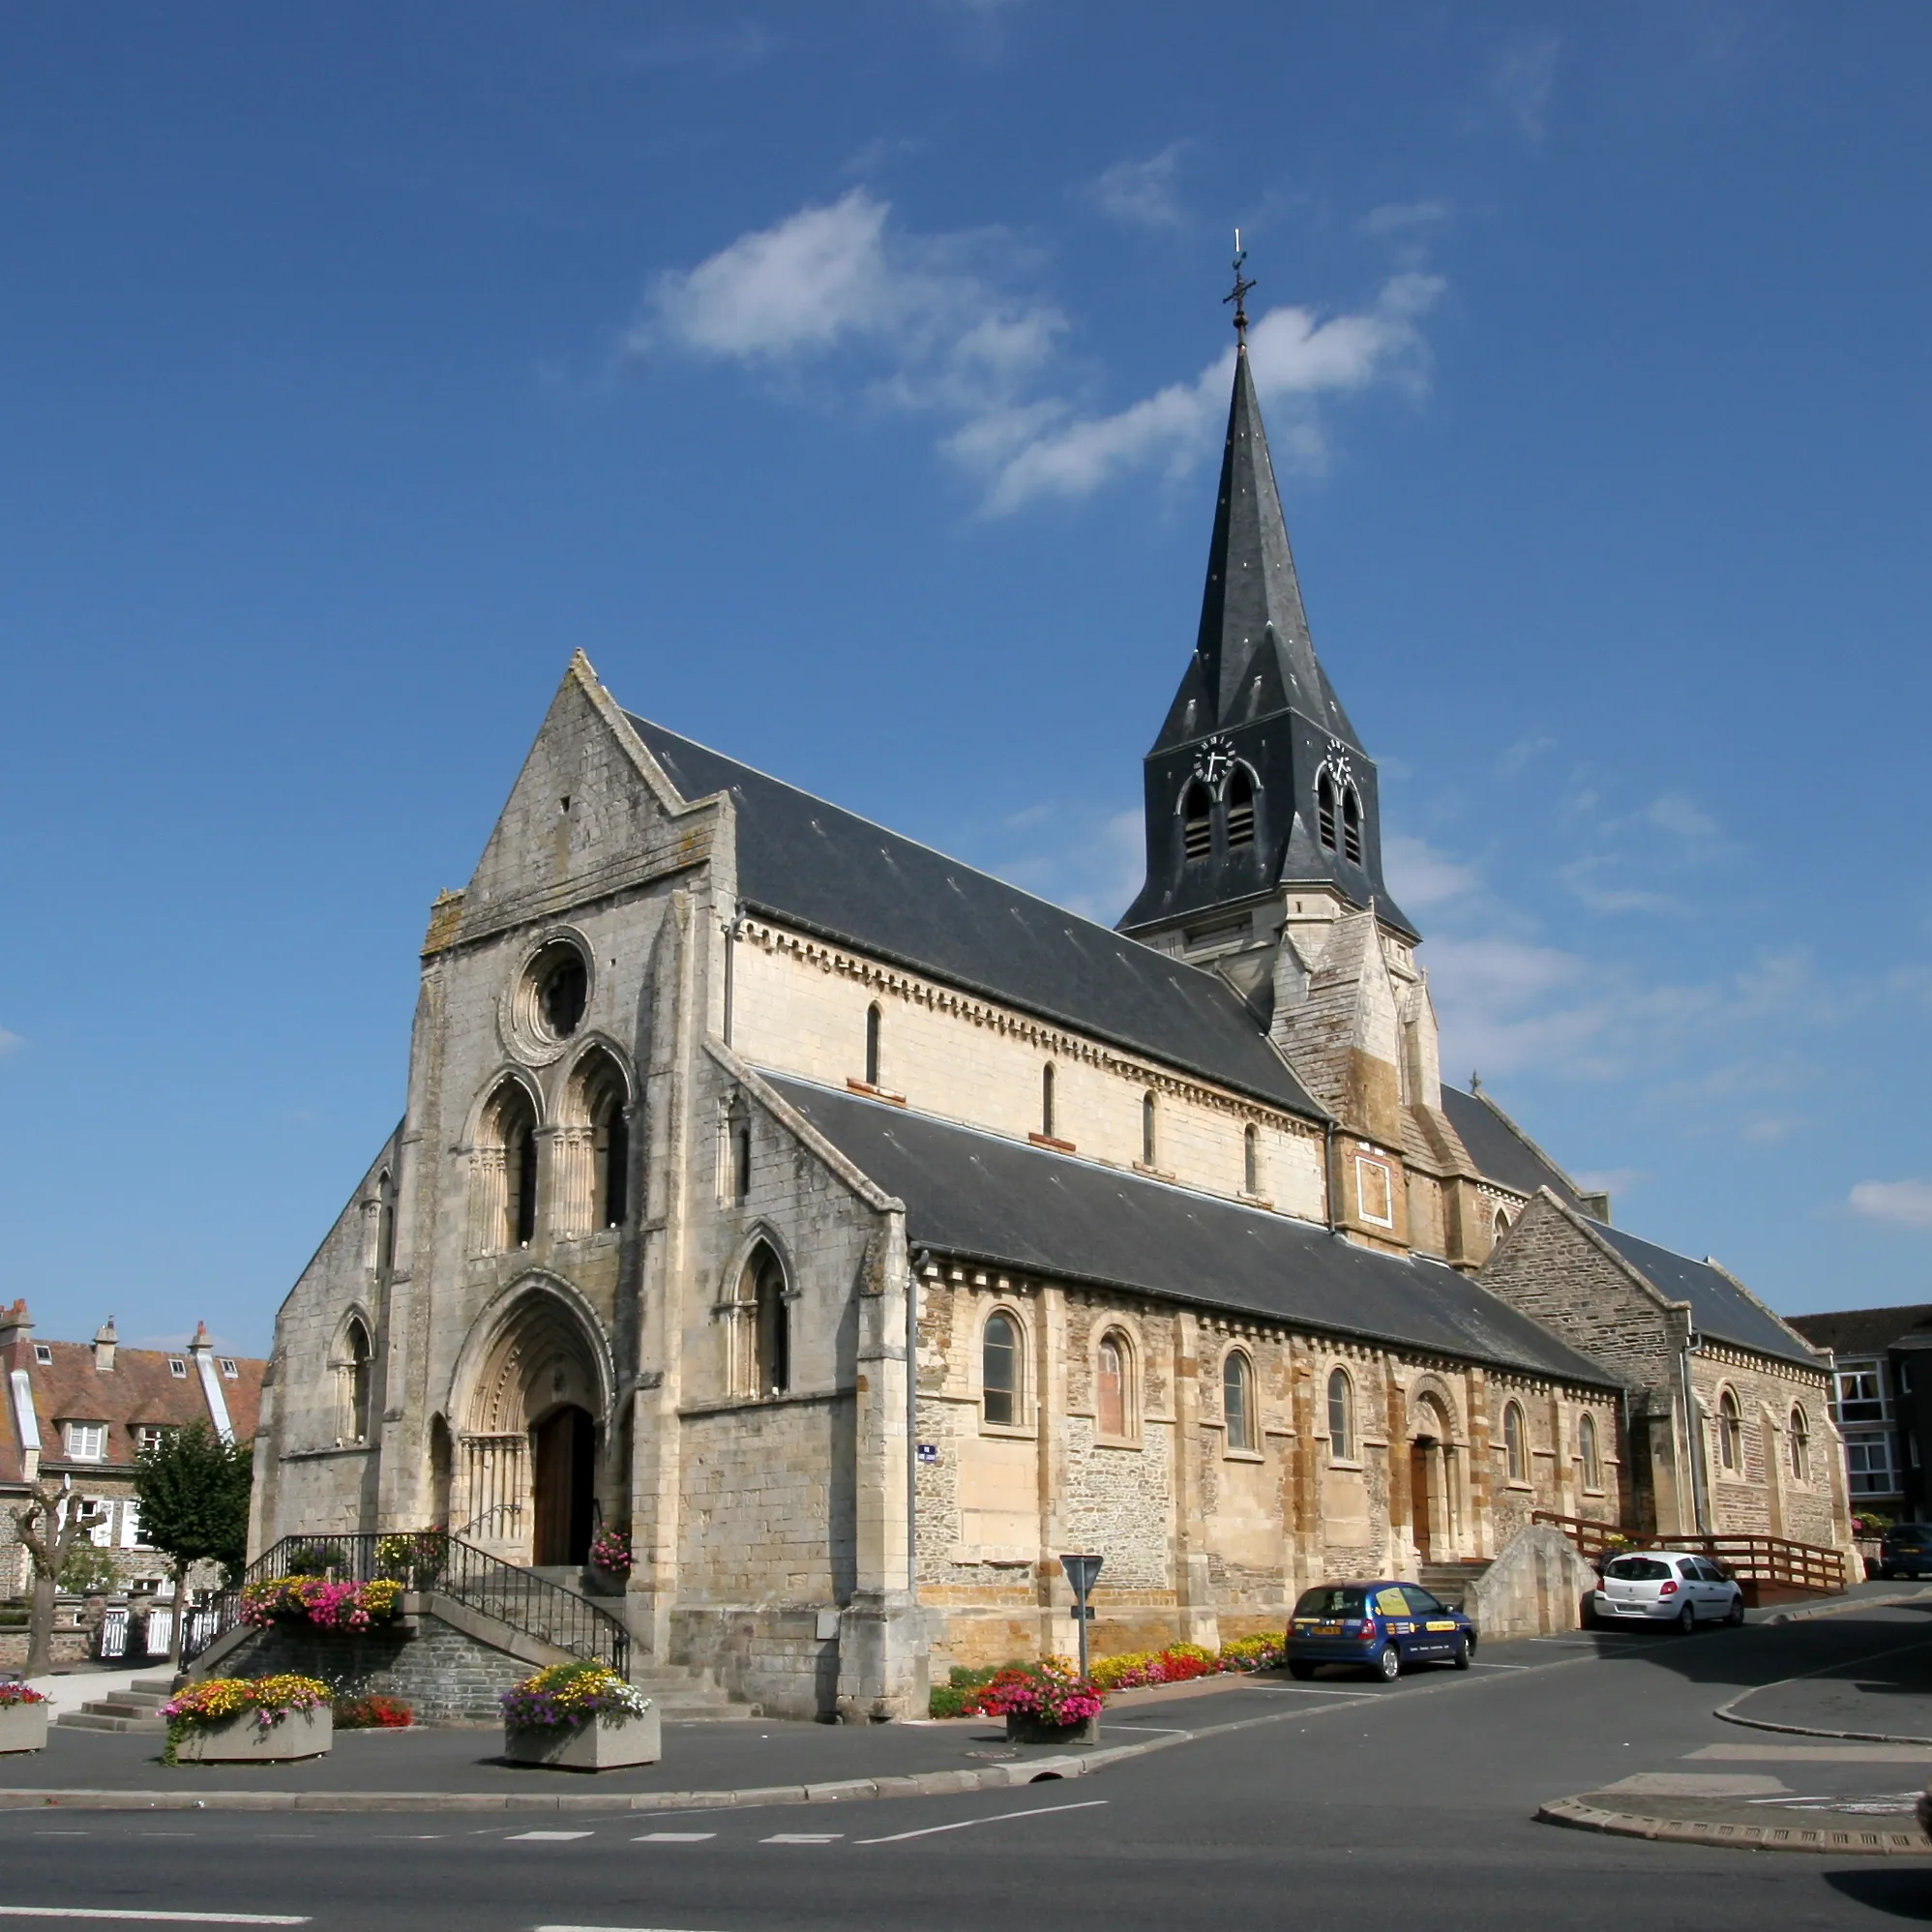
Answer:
[1532,1511,1847,1596]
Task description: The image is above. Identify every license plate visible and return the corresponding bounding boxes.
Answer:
[1312,1622,1342,1635]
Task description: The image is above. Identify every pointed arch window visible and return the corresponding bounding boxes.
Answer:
[738,1243,789,1398]
[728,1095,752,1204]
[983,1311,1021,1427]
[1503,1401,1528,1484]
[1225,768,1256,849]
[593,1085,629,1231]
[1142,1090,1158,1167]
[477,1082,540,1253]
[1223,1350,1256,1453]
[1789,1405,1809,1482]
[1243,1122,1261,1196]
[864,1002,882,1088]
[1717,1389,1742,1472]
[1493,1207,1510,1241]
[342,1317,373,1445]
[1181,781,1212,862]
[1041,1062,1056,1141]
[1316,770,1338,851]
[374,1170,397,1276]
[1326,1367,1354,1461]
[1096,1330,1133,1441]
[1341,785,1363,865]
[1580,1412,1602,1492]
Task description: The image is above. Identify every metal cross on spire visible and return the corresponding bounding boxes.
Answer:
[1223,227,1256,344]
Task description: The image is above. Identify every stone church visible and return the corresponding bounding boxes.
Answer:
[252,334,1854,1718]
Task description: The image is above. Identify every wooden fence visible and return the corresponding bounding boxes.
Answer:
[1531,1510,1847,1599]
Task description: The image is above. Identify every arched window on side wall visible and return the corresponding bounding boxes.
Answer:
[1493,1207,1510,1241]
[1341,785,1363,864]
[1225,768,1256,849]
[375,1171,397,1276]
[344,1318,373,1444]
[1096,1331,1130,1440]
[1181,782,1212,862]
[593,1085,629,1230]
[1503,1401,1528,1484]
[1223,1350,1256,1453]
[1580,1412,1601,1492]
[1790,1406,1809,1481]
[1326,1368,1353,1460]
[983,1312,1021,1426]
[1041,1063,1056,1141]
[1243,1123,1260,1196]
[728,1096,752,1203]
[741,1243,788,1398]
[1316,770,1338,851]
[1142,1091,1157,1167]
[1718,1389,1742,1472]
[482,1081,540,1251]
[864,1003,881,1088]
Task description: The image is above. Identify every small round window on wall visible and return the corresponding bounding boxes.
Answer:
[515,936,592,1055]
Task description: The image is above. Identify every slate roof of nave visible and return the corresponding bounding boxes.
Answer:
[1582,1221,1822,1372]
[765,1073,1618,1388]
[1439,1084,1588,1210]
[627,714,1324,1121]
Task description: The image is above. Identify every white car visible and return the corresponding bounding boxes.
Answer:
[1591,1550,1745,1631]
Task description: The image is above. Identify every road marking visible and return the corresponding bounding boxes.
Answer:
[508,1830,595,1841]
[1259,1685,1380,1697]
[761,1832,842,1844]
[632,1832,716,1842]
[0,1914,310,1926]
[858,1798,1109,1845]
[1471,1662,1531,1671]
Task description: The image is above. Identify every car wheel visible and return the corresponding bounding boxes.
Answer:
[1375,1644,1402,1683]
[1288,1661,1316,1680]
[1725,1593,1745,1626]
[1452,1636,1472,1671]
[1677,1602,1697,1634]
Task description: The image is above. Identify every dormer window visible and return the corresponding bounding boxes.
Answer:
[34,1344,51,1365]
[219,1358,239,1379]
[1181,782,1212,862]
[167,1357,188,1379]
[1342,786,1363,864]
[1225,768,1255,849]
[1317,770,1338,850]
[65,1422,107,1462]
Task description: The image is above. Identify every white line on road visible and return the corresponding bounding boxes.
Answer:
[857,1798,1109,1845]
[507,1830,595,1841]
[760,1832,842,1844]
[632,1832,716,1842]
[0,1913,310,1926]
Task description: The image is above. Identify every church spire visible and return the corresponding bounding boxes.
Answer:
[1150,268,1361,757]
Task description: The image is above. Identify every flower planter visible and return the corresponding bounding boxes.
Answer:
[503,1705,660,1771]
[173,1707,333,1764]
[0,1702,49,1754]
[1004,1709,1099,1747]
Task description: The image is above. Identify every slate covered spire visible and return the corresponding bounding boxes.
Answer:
[1150,342,1362,756]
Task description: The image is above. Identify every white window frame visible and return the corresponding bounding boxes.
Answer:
[65,1421,107,1462]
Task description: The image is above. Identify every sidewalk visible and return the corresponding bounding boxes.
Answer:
[1718,1600,1932,1744]
[0,1679,1305,1814]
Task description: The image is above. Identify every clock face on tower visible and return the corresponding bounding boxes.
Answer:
[1193,735,1235,787]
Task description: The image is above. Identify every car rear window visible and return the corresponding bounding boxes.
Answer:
[1603,1557,1674,1581]
[1294,1588,1368,1618]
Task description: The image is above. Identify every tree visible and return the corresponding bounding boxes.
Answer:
[132,1421,253,1666]
[12,1483,104,1678]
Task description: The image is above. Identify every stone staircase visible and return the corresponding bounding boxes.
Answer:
[57,1676,175,1734]
[1418,1560,1492,1610]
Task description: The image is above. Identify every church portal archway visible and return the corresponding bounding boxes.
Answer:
[1408,1392,1458,1563]
[532,1404,596,1566]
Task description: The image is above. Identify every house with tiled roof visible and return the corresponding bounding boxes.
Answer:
[0,1299,265,1598]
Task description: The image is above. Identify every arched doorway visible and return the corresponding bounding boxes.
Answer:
[532,1405,596,1566]
[1409,1394,1456,1563]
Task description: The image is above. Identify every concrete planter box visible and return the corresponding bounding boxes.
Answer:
[174,1706,332,1764]
[1004,1710,1098,1747]
[0,1701,49,1753]
[503,1704,660,1771]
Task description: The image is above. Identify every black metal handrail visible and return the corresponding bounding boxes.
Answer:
[200,1531,630,1676]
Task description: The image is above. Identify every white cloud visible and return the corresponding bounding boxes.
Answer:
[1383,833,1479,910]
[1085,145,1188,230]
[633,194,1442,514]
[1497,731,1555,776]
[1360,199,1452,238]
[1849,1178,1932,1231]
[980,273,1443,512]
[0,1026,21,1056]
[1643,792,1723,842]
[1488,33,1560,143]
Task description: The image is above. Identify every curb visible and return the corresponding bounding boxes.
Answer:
[1766,1589,1932,1626]
[1538,1794,1932,1857]
[1715,1625,1932,1746]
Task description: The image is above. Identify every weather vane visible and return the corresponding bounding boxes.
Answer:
[1224,227,1256,344]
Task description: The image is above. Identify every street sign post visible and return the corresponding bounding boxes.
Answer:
[1060,1552,1103,1680]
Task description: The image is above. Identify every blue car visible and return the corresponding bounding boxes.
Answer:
[1287,1580,1476,1681]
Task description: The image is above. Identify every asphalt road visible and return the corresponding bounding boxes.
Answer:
[8,1608,1932,1930]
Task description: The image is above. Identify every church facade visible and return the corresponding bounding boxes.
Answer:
[253,341,1852,1719]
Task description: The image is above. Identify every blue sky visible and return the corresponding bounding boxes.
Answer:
[3,3,1928,1352]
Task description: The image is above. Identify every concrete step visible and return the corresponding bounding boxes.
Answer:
[1418,1561,1491,1609]
[80,1696,170,1717]
[129,1678,180,1695]
[57,1710,165,1734]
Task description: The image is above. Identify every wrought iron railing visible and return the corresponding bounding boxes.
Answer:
[197,1532,630,1675]
[1532,1510,1847,1593]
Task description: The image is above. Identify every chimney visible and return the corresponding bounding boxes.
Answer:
[93,1317,118,1374]
[0,1298,30,1356]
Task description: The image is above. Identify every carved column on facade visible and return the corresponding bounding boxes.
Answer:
[550,1125,596,1240]
[1287,1349,1322,1600]
[1173,1311,1218,1648]
[1384,1364,1412,1575]
[1466,1368,1496,1560]
[468,1147,507,1254]
[1037,1283,1068,1657]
